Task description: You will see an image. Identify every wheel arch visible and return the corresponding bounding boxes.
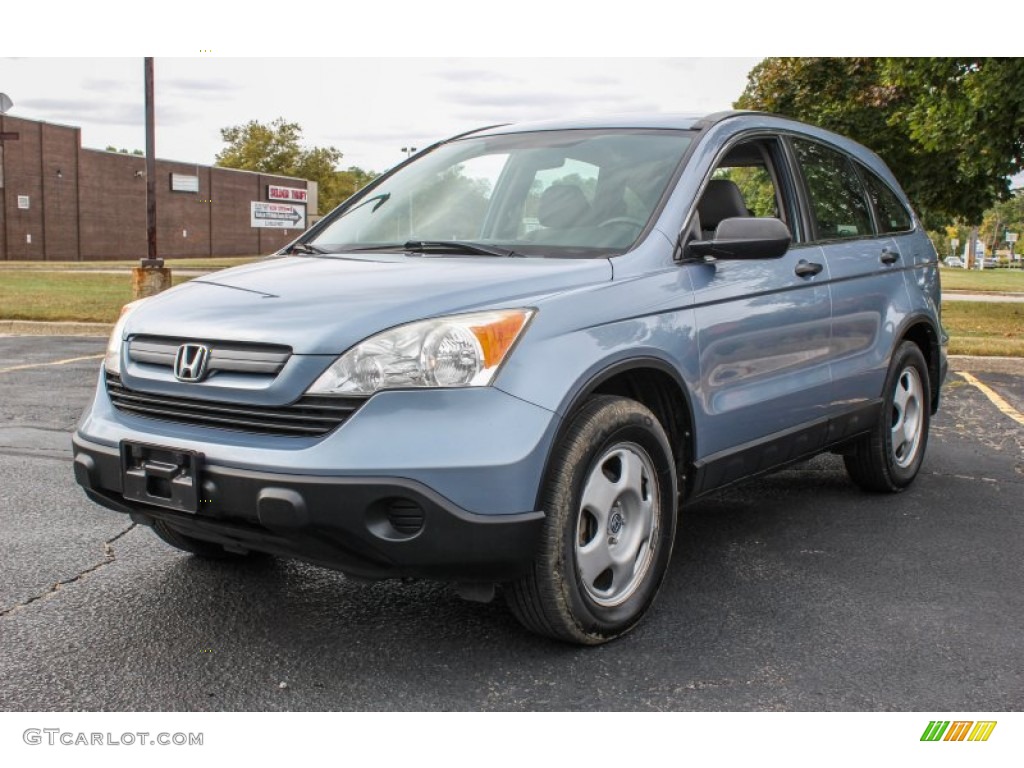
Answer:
[539,357,697,508]
[896,315,942,414]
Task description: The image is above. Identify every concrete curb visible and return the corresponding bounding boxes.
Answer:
[0,320,112,336]
[948,354,1024,375]
[945,290,1024,297]
[949,354,1024,360]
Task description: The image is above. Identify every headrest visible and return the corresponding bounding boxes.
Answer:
[698,179,748,230]
[538,185,590,229]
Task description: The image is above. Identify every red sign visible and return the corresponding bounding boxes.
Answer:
[267,185,307,204]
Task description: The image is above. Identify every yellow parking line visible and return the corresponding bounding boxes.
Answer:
[957,371,1024,427]
[0,353,104,375]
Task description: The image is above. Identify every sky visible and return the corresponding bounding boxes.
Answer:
[0,58,760,174]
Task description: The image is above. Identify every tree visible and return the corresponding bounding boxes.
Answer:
[926,191,1024,261]
[215,117,377,214]
[215,118,305,174]
[337,166,377,199]
[736,58,1024,226]
[979,190,1024,254]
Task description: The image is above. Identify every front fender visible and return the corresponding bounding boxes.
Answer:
[495,310,700,417]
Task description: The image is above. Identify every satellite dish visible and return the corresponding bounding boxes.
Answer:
[0,93,13,115]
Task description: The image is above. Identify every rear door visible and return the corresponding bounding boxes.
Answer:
[789,137,914,422]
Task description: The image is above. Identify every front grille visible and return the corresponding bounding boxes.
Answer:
[105,374,364,437]
[128,336,291,375]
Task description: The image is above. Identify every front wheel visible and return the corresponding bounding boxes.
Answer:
[844,341,931,492]
[507,396,678,644]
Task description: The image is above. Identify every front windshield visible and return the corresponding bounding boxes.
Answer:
[309,129,693,257]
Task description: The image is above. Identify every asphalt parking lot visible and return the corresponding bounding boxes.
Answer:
[0,336,1021,711]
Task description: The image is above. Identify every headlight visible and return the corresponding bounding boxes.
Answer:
[104,299,147,376]
[308,309,534,396]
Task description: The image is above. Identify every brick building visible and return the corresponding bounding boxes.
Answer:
[0,114,316,261]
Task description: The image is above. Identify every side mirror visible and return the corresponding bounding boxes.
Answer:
[688,217,791,260]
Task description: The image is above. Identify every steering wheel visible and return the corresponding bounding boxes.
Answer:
[597,216,646,231]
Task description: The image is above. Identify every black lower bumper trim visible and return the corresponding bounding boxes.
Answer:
[73,434,544,581]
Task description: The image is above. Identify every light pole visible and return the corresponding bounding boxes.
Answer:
[400,146,417,159]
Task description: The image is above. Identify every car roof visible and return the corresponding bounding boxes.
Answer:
[468,112,716,136]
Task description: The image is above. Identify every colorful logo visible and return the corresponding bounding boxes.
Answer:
[921,720,997,742]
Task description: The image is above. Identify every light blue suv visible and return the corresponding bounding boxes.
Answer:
[73,112,947,644]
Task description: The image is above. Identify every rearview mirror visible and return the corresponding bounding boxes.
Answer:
[688,217,791,260]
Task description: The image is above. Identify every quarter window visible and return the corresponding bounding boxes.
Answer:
[860,168,913,233]
[793,139,873,240]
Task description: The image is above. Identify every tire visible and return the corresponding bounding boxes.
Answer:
[151,519,256,560]
[507,395,678,644]
[844,341,931,493]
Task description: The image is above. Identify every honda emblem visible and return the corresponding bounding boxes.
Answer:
[174,343,210,382]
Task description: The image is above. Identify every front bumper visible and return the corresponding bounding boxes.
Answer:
[78,369,559,516]
[73,433,545,581]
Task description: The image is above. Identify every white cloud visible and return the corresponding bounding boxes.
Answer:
[0,57,760,172]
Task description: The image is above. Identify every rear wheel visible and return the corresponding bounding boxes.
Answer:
[844,341,931,492]
[507,396,678,644]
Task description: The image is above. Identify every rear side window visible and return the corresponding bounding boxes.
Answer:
[860,167,913,233]
[792,139,873,241]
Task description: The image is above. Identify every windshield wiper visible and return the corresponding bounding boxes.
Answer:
[337,244,407,253]
[284,242,329,255]
[402,240,519,257]
[332,240,520,257]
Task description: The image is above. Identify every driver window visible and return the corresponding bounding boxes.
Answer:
[696,139,791,241]
[712,165,778,218]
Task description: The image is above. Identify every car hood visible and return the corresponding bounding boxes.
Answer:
[125,254,613,354]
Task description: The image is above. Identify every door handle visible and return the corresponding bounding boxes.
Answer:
[795,259,823,277]
[880,248,900,265]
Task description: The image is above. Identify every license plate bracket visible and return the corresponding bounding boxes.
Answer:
[120,441,203,513]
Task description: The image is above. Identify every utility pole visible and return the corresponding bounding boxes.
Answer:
[133,58,171,298]
[0,93,16,263]
[145,57,157,264]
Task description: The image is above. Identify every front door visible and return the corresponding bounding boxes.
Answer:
[689,136,833,492]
